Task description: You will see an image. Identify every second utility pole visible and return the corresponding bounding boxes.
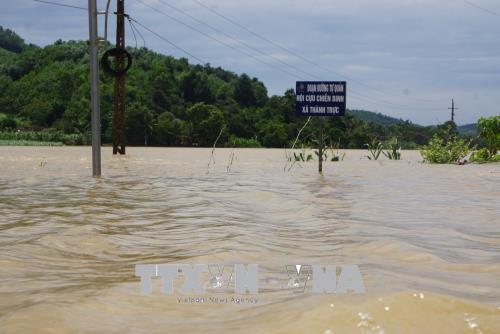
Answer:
[113,0,126,155]
[448,99,458,123]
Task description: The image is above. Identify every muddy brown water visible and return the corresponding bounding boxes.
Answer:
[0,147,499,333]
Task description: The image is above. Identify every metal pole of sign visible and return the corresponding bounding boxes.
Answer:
[88,0,101,177]
[318,117,324,173]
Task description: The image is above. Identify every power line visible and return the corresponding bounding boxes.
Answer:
[130,17,206,64]
[128,18,146,48]
[32,0,86,11]
[32,0,443,112]
[463,0,498,15]
[136,0,442,110]
[130,18,441,112]
[190,0,443,107]
[190,0,376,90]
[127,18,138,48]
[135,0,302,80]
[152,0,321,81]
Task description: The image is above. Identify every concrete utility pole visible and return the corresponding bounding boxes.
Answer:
[113,0,126,155]
[448,99,458,123]
[88,0,101,176]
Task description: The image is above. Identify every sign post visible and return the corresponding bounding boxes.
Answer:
[295,81,346,173]
[318,118,324,173]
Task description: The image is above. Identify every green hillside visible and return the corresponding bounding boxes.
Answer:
[0,26,438,148]
[348,109,405,127]
[458,123,477,136]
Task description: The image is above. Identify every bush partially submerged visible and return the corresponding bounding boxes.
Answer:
[470,148,500,163]
[420,135,471,164]
[477,116,499,157]
[383,137,401,160]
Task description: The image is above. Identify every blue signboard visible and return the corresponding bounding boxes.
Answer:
[296,81,346,116]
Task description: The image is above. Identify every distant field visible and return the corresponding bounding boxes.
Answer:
[0,140,63,146]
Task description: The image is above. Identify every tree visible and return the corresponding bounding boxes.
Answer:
[477,115,499,156]
[155,112,185,146]
[125,102,154,145]
[259,121,287,147]
[186,103,225,146]
[0,116,16,130]
[0,28,445,149]
[234,74,256,107]
[436,120,459,143]
[0,26,27,53]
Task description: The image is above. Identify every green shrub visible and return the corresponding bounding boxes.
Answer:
[0,117,16,130]
[228,136,262,148]
[420,135,471,164]
[0,140,63,146]
[470,148,500,163]
[477,116,499,156]
[0,130,90,145]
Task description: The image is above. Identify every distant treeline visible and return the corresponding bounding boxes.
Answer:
[0,26,460,148]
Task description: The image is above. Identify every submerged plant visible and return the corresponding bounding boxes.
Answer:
[477,115,499,157]
[206,126,225,174]
[326,140,345,162]
[293,149,314,162]
[365,140,384,160]
[284,117,312,172]
[383,138,401,160]
[470,148,500,163]
[420,135,471,164]
[226,149,237,172]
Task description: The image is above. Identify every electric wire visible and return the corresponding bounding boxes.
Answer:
[131,3,444,111]
[33,0,445,112]
[190,0,444,107]
[129,17,206,64]
[129,18,146,48]
[32,0,86,11]
[134,0,303,80]
[127,17,138,48]
[136,0,443,110]
[463,0,498,15]
[120,19,426,112]
[152,0,322,81]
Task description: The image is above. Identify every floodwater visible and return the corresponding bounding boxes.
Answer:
[0,147,499,333]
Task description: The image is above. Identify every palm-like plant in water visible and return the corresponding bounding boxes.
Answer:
[288,146,313,162]
[383,137,402,160]
[327,139,345,162]
[365,140,384,160]
[294,150,313,162]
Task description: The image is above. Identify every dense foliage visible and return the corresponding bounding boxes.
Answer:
[477,116,499,156]
[0,27,453,148]
[420,135,471,164]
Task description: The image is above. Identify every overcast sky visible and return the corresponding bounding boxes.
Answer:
[1,0,499,125]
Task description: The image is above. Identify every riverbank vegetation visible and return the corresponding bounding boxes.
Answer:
[420,116,499,164]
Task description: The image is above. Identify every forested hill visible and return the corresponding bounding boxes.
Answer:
[347,110,405,127]
[0,27,437,148]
